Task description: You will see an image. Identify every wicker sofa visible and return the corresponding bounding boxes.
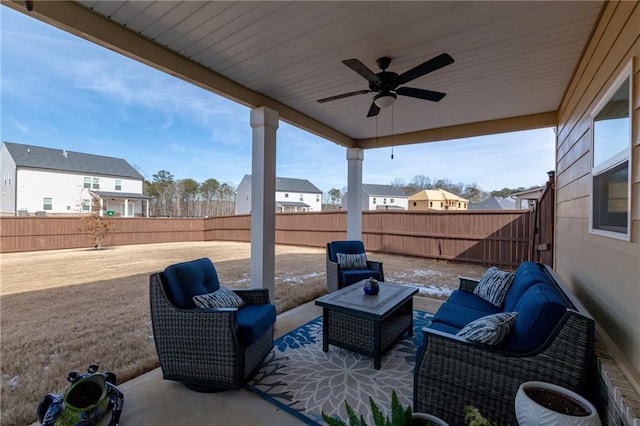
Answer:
[149,258,275,391]
[414,262,596,425]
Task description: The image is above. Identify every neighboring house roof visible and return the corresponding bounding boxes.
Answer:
[2,141,143,180]
[510,186,544,199]
[361,184,407,197]
[241,174,322,194]
[276,201,309,208]
[91,191,152,200]
[468,197,516,210]
[409,188,469,202]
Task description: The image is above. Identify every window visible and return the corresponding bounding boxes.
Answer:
[390,198,394,204]
[383,198,387,204]
[82,199,91,212]
[84,177,91,189]
[590,62,632,240]
[373,197,376,204]
[115,180,122,191]
[299,194,304,201]
[43,197,53,210]
[92,178,100,189]
[429,201,433,208]
[284,193,289,198]
[316,195,320,202]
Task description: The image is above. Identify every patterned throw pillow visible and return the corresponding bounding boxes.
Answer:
[457,312,519,345]
[336,252,368,270]
[193,287,245,309]
[473,266,515,307]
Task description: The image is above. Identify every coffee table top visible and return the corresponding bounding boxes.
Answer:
[315,280,418,320]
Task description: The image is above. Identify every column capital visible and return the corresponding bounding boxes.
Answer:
[250,106,279,129]
[346,147,364,161]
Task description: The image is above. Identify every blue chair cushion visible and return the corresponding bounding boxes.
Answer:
[446,290,503,313]
[163,258,221,309]
[432,300,501,330]
[503,262,551,311]
[327,240,366,263]
[340,269,382,286]
[236,304,276,346]
[505,283,568,352]
[428,320,462,335]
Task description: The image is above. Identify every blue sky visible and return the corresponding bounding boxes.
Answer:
[1,6,555,194]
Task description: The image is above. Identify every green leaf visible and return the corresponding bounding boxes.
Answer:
[370,396,385,426]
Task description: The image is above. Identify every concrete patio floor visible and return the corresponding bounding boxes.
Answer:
[97,296,443,426]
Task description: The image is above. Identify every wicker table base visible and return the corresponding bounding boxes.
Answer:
[315,280,418,369]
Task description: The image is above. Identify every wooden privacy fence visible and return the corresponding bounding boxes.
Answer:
[1,210,533,268]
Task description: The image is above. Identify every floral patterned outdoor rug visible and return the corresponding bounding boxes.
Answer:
[245,310,433,425]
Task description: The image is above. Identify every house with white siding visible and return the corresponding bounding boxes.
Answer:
[235,174,322,214]
[0,141,150,217]
[342,184,408,211]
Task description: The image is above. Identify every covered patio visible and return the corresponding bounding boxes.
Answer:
[5,1,639,424]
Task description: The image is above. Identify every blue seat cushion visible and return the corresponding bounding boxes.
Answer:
[446,290,503,312]
[340,269,382,286]
[432,300,501,330]
[236,304,276,346]
[327,240,366,263]
[503,262,551,311]
[505,283,568,352]
[163,258,221,309]
[428,320,461,335]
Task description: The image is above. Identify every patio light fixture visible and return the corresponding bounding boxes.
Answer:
[374,92,396,108]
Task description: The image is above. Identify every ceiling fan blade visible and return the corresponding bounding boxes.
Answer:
[395,53,454,86]
[396,86,447,102]
[342,59,381,84]
[317,90,371,103]
[366,102,380,117]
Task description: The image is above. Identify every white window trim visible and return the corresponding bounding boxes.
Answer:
[588,60,632,241]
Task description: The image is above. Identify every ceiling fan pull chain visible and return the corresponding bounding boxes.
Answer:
[390,106,394,159]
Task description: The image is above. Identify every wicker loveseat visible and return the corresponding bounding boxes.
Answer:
[150,258,275,391]
[414,262,596,425]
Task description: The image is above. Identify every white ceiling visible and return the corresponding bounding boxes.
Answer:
[8,1,604,148]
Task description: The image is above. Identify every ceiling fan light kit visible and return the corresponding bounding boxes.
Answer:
[317,53,454,117]
[374,92,396,108]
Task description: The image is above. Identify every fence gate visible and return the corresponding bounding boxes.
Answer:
[530,172,555,266]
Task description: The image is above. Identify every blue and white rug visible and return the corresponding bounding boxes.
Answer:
[245,311,433,425]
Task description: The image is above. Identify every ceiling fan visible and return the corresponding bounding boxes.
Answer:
[317,53,454,117]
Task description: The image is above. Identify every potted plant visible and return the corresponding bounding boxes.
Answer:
[515,381,601,426]
[321,390,448,426]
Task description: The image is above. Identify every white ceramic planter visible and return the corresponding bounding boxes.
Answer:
[412,412,449,426]
[515,381,601,426]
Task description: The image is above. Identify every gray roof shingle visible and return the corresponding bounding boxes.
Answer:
[362,184,407,197]
[3,141,143,180]
[242,174,322,194]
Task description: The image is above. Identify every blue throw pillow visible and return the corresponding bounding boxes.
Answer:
[457,312,518,345]
[473,266,515,307]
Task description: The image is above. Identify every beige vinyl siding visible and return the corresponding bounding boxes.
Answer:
[556,1,640,382]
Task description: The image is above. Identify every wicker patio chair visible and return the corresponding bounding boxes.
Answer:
[149,258,275,392]
[326,240,384,293]
[413,265,596,425]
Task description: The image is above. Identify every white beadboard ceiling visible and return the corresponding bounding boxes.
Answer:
[9,1,604,148]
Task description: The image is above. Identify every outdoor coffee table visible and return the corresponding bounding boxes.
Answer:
[315,280,418,369]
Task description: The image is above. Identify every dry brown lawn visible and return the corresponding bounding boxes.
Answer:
[0,241,488,426]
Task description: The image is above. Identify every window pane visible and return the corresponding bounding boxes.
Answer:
[92,178,100,189]
[593,161,628,234]
[84,177,91,189]
[593,78,629,168]
[115,180,122,191]
[43,197,52,210]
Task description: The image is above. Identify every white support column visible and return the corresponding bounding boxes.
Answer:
[250,106,279,294]
[346,147,364,240]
